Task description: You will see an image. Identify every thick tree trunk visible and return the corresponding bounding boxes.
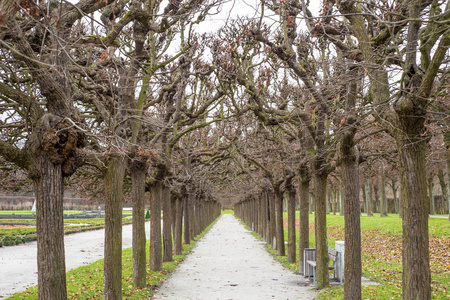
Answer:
[162,186,173,262]
[34,154,67,299]
[104,158,126,300]
[339,186,344,216]
[150,181,162,271]
[274,186,285,256]
[341,145,361,300]
[314,170,329,289]
[131,161,146,287]
[399,138,431,300]
[286,180,296,263]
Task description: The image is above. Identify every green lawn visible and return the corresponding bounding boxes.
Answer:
[0,217,133,246]
[0,210,84,215]
[268,212,450,299]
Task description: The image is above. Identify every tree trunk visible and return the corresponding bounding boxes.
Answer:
[339,186,344,216]
[428,175,435,215]
[131,161,146,287]
[373,182,379,213]
[341,143,361,300]
[392,179,399,214]
[361,183,367,214]
[268,189,276,249]
[189,195,195,239]
[438,169,448,216]
[298,165,310,275]
[286,179,296,263]
[447,150,450,220]
[34,154,67,299]
[379,165,388,217]
[274,185,285,256]
[399,138,431,300]
[104,158,126,300]
[332,189,337,215]
[174,195,183,255]
[183,192,190,244]
[162,185,173,262]
[326,189,331,214]
[314,170,329,289]
[365,179,373,217]
[150,181,162,271]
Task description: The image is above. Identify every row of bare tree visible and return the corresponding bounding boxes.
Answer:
[1,0,449,299]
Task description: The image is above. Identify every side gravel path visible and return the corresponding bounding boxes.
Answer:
[153,214,317,300]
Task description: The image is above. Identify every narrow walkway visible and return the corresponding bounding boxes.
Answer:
[154,214,316,300]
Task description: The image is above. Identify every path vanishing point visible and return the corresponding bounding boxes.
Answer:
[154,214,317,300]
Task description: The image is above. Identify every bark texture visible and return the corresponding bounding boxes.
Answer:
[34,154,67,300]
[131,161,147,287]
[174,193,183,255]
[298,165,310,275]
[103,158,126,300]
[314,170,329,289]
[150,181,162,271]
[274,185,285,256]
[399,137,431,300]
[162,186,173,262]
[286,178,296,263]
[341,144,361,300]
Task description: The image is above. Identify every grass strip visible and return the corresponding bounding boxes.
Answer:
[0,217,133,247]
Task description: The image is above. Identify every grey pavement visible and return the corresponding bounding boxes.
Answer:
[153,214,317,300]
[0,222,150,299]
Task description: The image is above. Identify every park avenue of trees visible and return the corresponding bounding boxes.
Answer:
[0,0,449,299]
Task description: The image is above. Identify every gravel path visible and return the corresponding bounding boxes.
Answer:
[0,222,150,299]
[153,214,317,300]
